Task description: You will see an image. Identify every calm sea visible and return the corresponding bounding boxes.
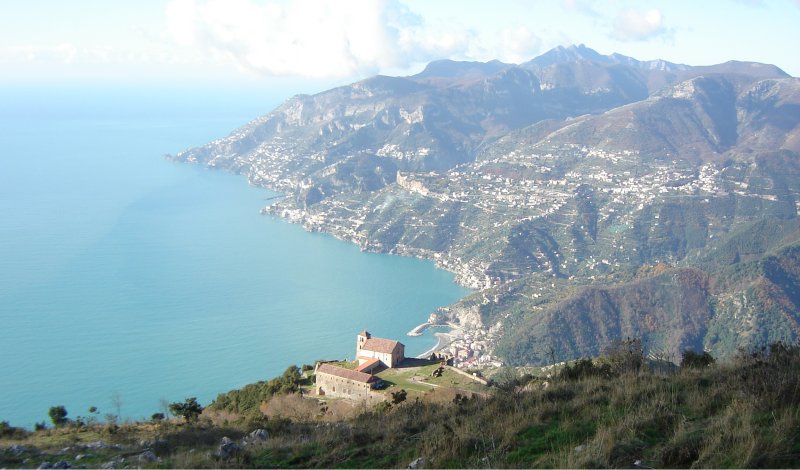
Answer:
[0,85,469,427]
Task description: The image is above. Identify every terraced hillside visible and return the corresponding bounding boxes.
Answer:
[170,45,800,366]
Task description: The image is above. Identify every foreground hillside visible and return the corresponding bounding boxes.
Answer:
[170,44,800,367]
[2,342,799,468]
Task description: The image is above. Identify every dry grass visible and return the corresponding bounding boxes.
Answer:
[4,343,800,468]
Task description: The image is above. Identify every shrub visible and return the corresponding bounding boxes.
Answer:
[0,420,29,439]
[48,405,69,427]
[491,367,525,394]
[604,337,644,375]
[374,401,392,414]
[391,389,408,405]
[452,393,469,406]
[737,341,800,409]
[559,358,613,380]
[262,393,318,421]
[209,364,304,416]
[680,349,715,368]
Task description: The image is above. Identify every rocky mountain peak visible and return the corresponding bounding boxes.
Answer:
[413,59,510,80]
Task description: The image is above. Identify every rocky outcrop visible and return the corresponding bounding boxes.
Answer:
[216,437,243,461]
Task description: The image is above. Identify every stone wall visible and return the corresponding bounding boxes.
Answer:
[316,372,372,400]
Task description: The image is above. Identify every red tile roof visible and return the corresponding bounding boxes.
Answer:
[356,357,381,372]
[317,363,374,383]
[362,337,403,354]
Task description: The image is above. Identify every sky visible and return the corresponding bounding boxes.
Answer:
[1,0,798,95]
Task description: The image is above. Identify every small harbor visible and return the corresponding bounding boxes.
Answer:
[407,321,432,336]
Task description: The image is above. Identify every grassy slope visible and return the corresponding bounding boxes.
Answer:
[3,345,800,469]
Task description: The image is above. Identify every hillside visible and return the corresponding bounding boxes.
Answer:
[2,344,799,468]
[169,45,800,367]
[497,242,800,365]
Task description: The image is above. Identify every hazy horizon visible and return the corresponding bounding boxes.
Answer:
[1,0,798,93]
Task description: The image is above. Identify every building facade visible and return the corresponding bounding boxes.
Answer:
[356,330,405,368]
[315,363,376,400]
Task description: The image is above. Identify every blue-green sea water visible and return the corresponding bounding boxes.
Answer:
[0,85,469,427]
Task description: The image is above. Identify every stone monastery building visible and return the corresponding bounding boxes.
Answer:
[315,330,405,400]
[356,330,405,369]
[314,363,375,400]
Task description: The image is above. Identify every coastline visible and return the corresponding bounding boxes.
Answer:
[407,321,432,336]
[259,195,487,291]
[175,157,485,364]
[416,325,462,359]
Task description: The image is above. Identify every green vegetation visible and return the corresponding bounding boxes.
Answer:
[681,349,715,369]
[389,389,407,405]
[47,406,68,427]
[0,421,28,440]
[3,343,799,468]
[169,49,800,376]
[367,362,488,397]
[489,236,800,367]
[208,365,306,418]
[168,398,203,423]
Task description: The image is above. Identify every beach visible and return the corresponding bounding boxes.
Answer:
[416,325,463,359]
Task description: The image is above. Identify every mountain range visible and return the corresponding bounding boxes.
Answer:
[171,44,800,365]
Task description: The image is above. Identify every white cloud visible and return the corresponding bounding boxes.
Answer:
[165,0,473,78]
[499,26,542,64]
[561,0,599,17]
[611,8,667,41]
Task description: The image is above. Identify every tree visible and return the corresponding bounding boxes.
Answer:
[48,405,69,427]
[493,367,523,394]
[110,392,123,420]
[390,389,407,405]
[169,397,204,423]
[151,412,165,422]
[282,365,302,384]
[84,405,100,425]
[604,337,645,375]
[159,398,171,417]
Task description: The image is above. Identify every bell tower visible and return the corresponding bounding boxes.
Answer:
[356,330,371,352]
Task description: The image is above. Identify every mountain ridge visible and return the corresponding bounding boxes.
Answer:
[170,44,800,366]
